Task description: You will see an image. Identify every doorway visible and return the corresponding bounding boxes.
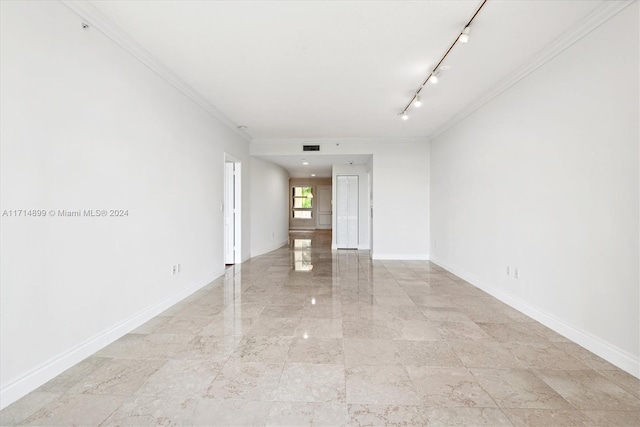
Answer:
[224,155,241,265]
[335,175,359,249]
[316,185,332,229]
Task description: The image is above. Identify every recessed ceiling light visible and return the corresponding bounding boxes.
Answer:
[311,174,316,177]
[302,161,309,165]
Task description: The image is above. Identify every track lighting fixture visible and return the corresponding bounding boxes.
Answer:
[459,26,471,43]
[428,71,440,85]
[398,0,486,121]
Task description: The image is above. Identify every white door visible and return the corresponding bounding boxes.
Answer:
[316,185,332,229]
[336,175,358,248]
[224,162,235,264]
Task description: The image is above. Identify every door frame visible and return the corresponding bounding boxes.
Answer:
[224,154,242,264]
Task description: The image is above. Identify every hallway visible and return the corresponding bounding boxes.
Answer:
[1,231,639,426]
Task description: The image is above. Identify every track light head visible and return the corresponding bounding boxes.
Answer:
[414,95,422,107]
[428,71,440,84]
[401,111,409,121]
[459,26,471,43]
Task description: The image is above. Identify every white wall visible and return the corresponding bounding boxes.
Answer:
[251,141,430,259]
[372,144,430,259]
[0,1,251,407]
[250,157,289,256]
[332,165,370,250]
[430,3,639,376]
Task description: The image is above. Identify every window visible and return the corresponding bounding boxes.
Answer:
[292,186,313,219]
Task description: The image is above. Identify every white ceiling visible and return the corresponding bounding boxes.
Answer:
[259,154,372,179]
[85,0,604,174]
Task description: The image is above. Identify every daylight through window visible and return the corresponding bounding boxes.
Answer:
[292,186,313,219]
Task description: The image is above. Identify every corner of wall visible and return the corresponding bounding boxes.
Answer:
[430,257,640,378]
[250,240,289,259]
[0,268,226,409]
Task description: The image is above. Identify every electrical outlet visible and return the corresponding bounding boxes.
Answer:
[514,268,519,279]
[506,266,510,276]
[272,232,275,238]
[172,265,177,275]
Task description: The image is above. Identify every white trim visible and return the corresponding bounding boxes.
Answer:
[430,256,640,379]
[372,253,429,261]
[251,137,428,145]
[224,154,242,265]
[428,0,635,141]
[251,240,289,258]
[60,0,633,147]
[60,1,251,144]
[0,268,225,410]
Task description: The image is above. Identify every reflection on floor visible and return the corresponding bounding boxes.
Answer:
[2,230,639,426]
[293,236,313,272]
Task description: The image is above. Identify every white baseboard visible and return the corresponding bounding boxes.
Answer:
[372,253,429,260]
[250,240,288,258]
[430,256,640,379]
[0,268,225,410]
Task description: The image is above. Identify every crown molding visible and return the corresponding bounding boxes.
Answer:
[428,0,636,141]
[60,0,252,144]
[60,0,633,145]
[251,137,429,145]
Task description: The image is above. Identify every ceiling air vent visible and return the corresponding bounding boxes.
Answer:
[303,145,320,152]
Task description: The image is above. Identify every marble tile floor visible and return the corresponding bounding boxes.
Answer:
[2,230,639,426]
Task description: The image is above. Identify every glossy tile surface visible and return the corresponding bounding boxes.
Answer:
[2,230,639,426]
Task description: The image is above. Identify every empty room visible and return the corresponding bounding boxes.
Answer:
[0,0,638,426]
